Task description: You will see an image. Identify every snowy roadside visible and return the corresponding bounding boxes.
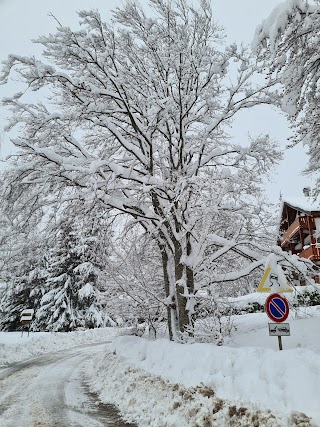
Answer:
[85,336,317,427]
[83,309,320,427]
[86,348,288,427]
[1,306,320,426]
[0,327,120,366]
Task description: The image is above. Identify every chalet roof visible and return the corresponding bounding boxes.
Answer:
[282,197,320,215]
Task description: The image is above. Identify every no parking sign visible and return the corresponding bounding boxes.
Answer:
[265,293,289,323]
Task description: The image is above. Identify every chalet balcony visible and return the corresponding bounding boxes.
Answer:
[280,216,309,247]
[299,244,320,261]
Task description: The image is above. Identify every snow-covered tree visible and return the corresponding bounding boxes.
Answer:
[103,227,167,336]
[34,217,112,331]
[0,234,48,331]
[1,0,314,340]
[252,0,320,194]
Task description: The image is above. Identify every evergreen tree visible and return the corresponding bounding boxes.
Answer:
[34,218,113,331]
[0,240,48,331]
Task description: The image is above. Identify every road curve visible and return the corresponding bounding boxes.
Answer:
[0,343,137,427]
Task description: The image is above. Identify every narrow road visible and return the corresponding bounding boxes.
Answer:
[0,343,137,427]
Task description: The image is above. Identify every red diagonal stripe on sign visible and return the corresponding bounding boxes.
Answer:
[270,299,286,316]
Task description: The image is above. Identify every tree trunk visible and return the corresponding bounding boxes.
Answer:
[160,244,173,340]
[160,234,195,340]
[186,231,195,333]
[174,240,189,337]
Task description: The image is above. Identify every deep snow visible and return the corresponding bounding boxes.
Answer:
[1,295,320,426]
[84,304,320,426]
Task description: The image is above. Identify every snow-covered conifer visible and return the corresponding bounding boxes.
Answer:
[35,218,112,331]
[0,240,48,331]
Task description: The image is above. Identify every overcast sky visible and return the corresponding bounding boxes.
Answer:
[0,0,312,202]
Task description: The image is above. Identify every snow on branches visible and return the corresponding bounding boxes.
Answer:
[253,0,320,194]
[0,0,309,339]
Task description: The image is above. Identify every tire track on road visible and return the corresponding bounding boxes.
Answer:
[0,343,137,427]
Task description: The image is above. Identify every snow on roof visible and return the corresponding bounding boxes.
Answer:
[282,197,320,214]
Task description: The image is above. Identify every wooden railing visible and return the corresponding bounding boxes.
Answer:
[280,216,309,247]
[299,244,320,261]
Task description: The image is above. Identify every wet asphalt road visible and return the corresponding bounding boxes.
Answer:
[0,343,137,427]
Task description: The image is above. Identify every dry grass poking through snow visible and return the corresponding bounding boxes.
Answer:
[85,352,312,427]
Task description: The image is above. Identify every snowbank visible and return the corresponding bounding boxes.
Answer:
[109,335,320,424]
[0,328,119,366]
[2,301,320,425]
[87,348,287,427]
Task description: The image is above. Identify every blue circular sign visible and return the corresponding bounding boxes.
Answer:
[265,293,289,323]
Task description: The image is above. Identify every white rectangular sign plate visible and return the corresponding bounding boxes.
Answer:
[268,323,290,336]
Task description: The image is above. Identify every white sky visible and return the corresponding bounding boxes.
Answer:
[0,0,312,202]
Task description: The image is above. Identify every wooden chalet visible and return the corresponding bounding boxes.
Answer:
[278,191,320,274]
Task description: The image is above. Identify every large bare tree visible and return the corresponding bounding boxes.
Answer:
[1,0,306,340]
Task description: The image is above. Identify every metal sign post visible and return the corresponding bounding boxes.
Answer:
[265,294,290,350]
[20,309,34,337]
[269,322,290,349]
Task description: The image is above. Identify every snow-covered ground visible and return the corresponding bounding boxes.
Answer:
[85,306,320,426]
[0,328,119,366]
[1,296,320,426]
